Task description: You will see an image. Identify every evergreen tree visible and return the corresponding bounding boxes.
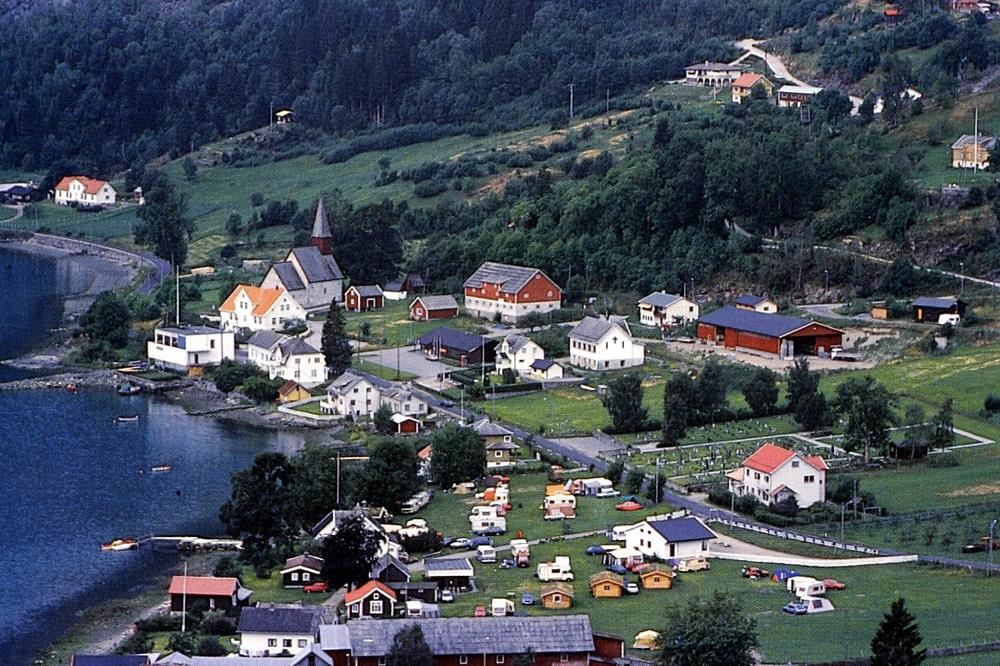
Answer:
[388,626,434,666]
[795,391,830,432]
[322,300,353,377]
[134,173,194,265]
[786,357,819,415]
[693,359,727,424]
[870,598,926,666]
[931,398,954,451]
[603,374,648,433]
[662,371,694,446]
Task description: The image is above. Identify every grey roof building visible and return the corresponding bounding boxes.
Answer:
[411,294,460,311]
[464,262,544,293]
[569,316,630,342]
[238,604,323,635]
[638,292,683,308]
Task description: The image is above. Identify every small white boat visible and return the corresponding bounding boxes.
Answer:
[116,415,139,423]
[101,538,138,552]
[151,464,173,473]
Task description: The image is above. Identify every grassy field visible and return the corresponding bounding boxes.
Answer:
[239,565,333,605]
[435,537,1000,663]
[354,358,417,382]
[711,524,860,559]
[345,299,485,349]
[412,470,666,546]
[289,400,326,416]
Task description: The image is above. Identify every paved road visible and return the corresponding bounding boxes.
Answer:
[798,303,874,322]
[362,346,448,378]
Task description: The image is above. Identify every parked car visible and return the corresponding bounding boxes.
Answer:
[741,566,769,580]
[586,545,606,556]
[441,590,455,603]
[606,563,627,575]
[521,592,535,606]
[468,536,494,549]
[449,538,470,549]
[675,557,710,572]
[303,581,328,593]
[440,400,456,408]
[782,601,809,616]
[474,605,487,617]
[822,579,846,591]
[498,559,515,569]
[624,581,640,594]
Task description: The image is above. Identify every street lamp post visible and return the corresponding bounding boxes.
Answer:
[824,269,829,293]
[989,519,998,576]
[960,261,965,294]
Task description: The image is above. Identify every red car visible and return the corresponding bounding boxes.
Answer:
[473,605,487,617]
[616,500,643,512]
[822,579,846,591]
[303,581,329,593]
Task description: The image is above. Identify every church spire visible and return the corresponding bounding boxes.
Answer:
[311,198,333,255]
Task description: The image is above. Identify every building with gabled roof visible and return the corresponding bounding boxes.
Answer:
[731,72,774,103]
[281,553,325,588]
[463,262,561,323]
[496,333,545,375]
[345,580,398,619]
[247,332,327,387]
[410,294,460,321]
[685,61,743,86]
[168,575,251,612]
[54,176,116,206]
[624,516,716,561]
[540,582,575,609]
[219,285,307,332]
[912,296,966,323]
[727,442,827,507]
[951,134,995,169]
[422,557,474,591]
[638,292,698,328]
[529,358,565,380]
[733,295,778,313]
[777,84,821,108]
[345,285,384,312]
[418,327,498,366]
[697,306,842,358]
[238,604,324,657]
[320,615,604,666]
[568,316,644,371]
[321,371,381,418]
[262,202,344,311]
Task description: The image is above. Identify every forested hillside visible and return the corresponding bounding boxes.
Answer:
[0,0,842,172]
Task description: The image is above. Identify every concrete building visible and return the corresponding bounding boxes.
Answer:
[684,61,743,86]
[568,316,644,371]
[463,262,561,323]
[147,325,234,373]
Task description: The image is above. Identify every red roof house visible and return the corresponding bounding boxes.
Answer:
[168,575,248,611]
[727,443,828,508]
[345,580,398,619]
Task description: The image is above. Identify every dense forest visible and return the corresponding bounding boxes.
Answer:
[0,0,844,172]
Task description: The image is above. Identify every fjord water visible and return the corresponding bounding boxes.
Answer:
[0,247,309,664]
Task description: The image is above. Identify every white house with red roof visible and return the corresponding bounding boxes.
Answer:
[726,443,827,508]
[54,176,116,206]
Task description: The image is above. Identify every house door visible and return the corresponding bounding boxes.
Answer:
[669,543,675,557]
[366,298,376,309]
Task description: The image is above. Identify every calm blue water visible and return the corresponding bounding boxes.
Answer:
[0,247,313,664]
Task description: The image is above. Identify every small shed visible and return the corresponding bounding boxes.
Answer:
[278,380,311,404]
[345,285,384,312]
[275,109,294,124]
[281,553,325,588]
[410,295,460,321]
[870,301,889,320]
[590,572,625,598]
[912,296,966,323]
[530,358,565,380]
[392,413,422,434]
[632,630,661,650]
[637,563,674,590]
[423,557,474,591]
[540,582,574,609]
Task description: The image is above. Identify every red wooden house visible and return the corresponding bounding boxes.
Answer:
[410,295,460,321]
[345,285,384,312]
[696,306,842,358]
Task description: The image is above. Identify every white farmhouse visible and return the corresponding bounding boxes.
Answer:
[495,334,545,375]
[637,292,698,329]
[321,371,382,418]
[237,604,321,657]
[54,176,117,206]
[684,61,743,86]
[624,516,717,561]
[147,325,234,373]
[726,443,828,508]
[247,331,327,387]
[568,316,644,371]
[380,385,429,417]
[219,285,307,332]
[733,295,778,313]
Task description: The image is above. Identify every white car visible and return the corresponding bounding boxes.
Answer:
[449,538,470,549]
[625,581,639,594]
[440,590,455,603]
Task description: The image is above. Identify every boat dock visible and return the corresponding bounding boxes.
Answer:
[136,535,243,552]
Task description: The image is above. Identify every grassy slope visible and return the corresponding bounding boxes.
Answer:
[345,299,486,349]
[436,536,1000,663]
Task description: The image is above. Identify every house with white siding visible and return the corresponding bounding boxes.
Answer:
[147,325,234,373]
[495,334,545,375]
[219,285,307,332]
[247,331,327,387]
[624,516,716,561]
[726,443,827,508]
[54,176,116,206]
[638,292,698,329]
[568,316,644,371]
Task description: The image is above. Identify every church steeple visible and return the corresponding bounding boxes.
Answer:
[311,198,333,255]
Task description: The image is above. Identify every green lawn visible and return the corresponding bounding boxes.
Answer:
[345,299,486,349]
[711,524,860,559]
[413,471,666,546]
[290,399,326,416]
[354,358,418,382]
[239,566,331,605]
[435,537,1000,663]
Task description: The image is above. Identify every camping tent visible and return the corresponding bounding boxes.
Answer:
[633,630,661,650]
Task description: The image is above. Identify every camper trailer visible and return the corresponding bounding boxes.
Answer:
[401,491,432,514]
[491,598,514,616]
[510,539,531,567]
[786,576,826,598]
[470,515,506,535]
[536,556,575,582]
[476,545,497,563]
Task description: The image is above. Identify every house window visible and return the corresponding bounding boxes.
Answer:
[299,639,308,648]
[496,451,503,458]
[460,657,469,665]
[302,572,311,581]
[804,475,815,483]
[560,654,569,663]
[283,639,292,648]
[268,639,277,647]
[552,594,562,603]
[351,603,361,614]
[379,659,387,666]
[371,600,383,614]
[791,460,799,468]
[290,572,299,581]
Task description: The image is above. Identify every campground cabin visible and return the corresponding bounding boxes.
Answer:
[540,582,574,609]
[410,295,460,321]
[632,630,661,651]
[637,563,674,589]
[696,306,843,358]
[589,572,625,598]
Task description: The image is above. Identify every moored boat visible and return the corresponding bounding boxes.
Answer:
[66,383,78,394]
[101,538,138,551]
[116,415,139,423]
[117,382,141,395]
[150,464,173,473]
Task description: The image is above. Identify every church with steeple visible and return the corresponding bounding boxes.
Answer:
[260,199,344,311]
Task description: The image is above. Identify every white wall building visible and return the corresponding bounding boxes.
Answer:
[684,61,743,86]
[637,292,698,328]
[726,443,827,507]
[568,316,644,371]
[495,334,545,375]
[261,246,344,312]
[247,331,327,387]
[733,295,778,313]
[147,325,234,372]
[624,516,717,561]
[463,262,562,323]
[238,605,320,657]
[219,285,307,332]
[321,371,381,418]
[54,176,117,206]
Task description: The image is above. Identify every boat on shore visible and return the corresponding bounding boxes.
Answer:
[101,538,138,552]
[150,464,173,473]
[65,383,78,394]
[115,415,139,423]
[117,382,141,395]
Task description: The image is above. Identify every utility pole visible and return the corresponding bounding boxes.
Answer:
[181,561,188,633]
[974,107,980,173]
[989,519,997,576]
[569,83,575,119]
[960,261,965,294]
[654,457,660,504]
[606,88,610,116]
[270,101,273,130]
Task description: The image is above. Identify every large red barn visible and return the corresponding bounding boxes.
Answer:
[696,306,843,358]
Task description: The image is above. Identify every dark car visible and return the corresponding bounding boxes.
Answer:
[606,563,627,575]
[468,536,494,549]
[585,545,606,556]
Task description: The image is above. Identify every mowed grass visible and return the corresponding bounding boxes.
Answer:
[412,471,665,546]
[239,565,331,605]
[434,537,1000,663]
[353,358,417,382]
[344,299,485,349]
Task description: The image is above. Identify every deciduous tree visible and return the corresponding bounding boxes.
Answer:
[387,625,433,666]
[357,437,421,512]
[81,291,131,348]
[320,513,381,590]
[742,367,778,417]
[134,173,194,265]
[658,591,759,666]
[219,452,296,564]
[430,424,486,487]
[833,376,898,462]
[662,371,694,447]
